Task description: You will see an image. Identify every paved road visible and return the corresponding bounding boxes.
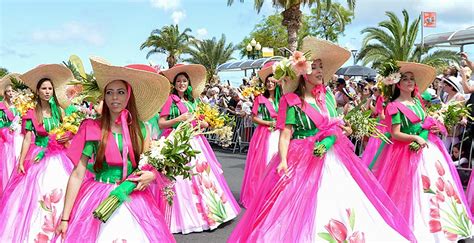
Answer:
[174,149,247,243]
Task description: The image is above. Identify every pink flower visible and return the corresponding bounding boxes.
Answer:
[445,181,455,197]
[196,203,204,214]
[221,193,227,204]
[34,233,49,243]
[436,192,445,202]
[191,182,200,195]
[325,219,348,242]
[422,175,431,191]
[211,183,218,193]
[207,217,216,226]
[346,208,352,219]
[292,51,304,62]
[453,193,461,204]
[435,160,445,176]
[436,177,445,192]
[348,231,365,243]
[41,208,58,233]
[196,161,206,173]
[202,177,212,189]
[430,208,440,219]
[429,219,442,233]
[49,188,62,203]
[41,194,52,210]
[292,60,311,76]
[430,197,439,208]
[443,230,458,241]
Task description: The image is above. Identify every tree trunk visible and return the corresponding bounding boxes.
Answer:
[281,4,302,52]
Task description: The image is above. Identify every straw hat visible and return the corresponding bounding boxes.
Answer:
[90,56,171,121]
[0,73,21,95]
[20,64,73,107]
[282,37,351,93]
[161,64,206,98]
[397,61,436,93]
[258,61,275,81]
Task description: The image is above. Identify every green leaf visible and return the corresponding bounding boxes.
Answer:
[349,208,355,230]
[318,232,336,242]
[39,201,52,212]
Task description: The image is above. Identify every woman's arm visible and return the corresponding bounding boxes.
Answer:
[56,154,89,238]
[251,115,273,127]
[17,131,32,173]
[277,125,292,175]
[391,124,427,147]
[158,113,191,129]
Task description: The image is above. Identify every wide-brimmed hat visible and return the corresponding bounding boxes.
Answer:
[442,76,462,93]
[0,73,22,95]
[397,61,436,93]
[282,37,351,93]
[20,64,73,107]
[90,56,171,121]
[258,61,275,82]
[161,64,206,98]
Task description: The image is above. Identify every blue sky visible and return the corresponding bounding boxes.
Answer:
[1,0,473,85]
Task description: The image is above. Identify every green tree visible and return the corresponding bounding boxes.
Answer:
[228,0,355,51]
[238,13,309,57]
[358,10,459,71]
[308,0,354,42]
[184,35,235,83]
[140,25,193,68]
[0,67,8,78]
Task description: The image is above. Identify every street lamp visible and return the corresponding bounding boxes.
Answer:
[351,49,358,65]
[246,38,262,60]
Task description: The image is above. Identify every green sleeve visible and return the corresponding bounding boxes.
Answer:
[82,141,97,158]
[0,110,6,127]
[419,129,429,141]
[139,121,148,138]
[64,105,78,116]
[317,135,336,151]
[391,112,401,125]
[285,106,297,125]
[25,119,34,131]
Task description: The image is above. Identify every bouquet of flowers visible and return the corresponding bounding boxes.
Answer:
[273,51,312,81]
[195,102,235,147]
[376,60,402,100]
[427,102,472,131]
[241,77,266,99]
[93,121,199,223]
[344,102,391,143]
[11,88,36,116]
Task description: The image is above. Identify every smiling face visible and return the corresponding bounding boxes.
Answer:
[37,80,54,102]
[398,72,416,93]
[174,74,190,94]
[104,80,128,115]
[305,59,324,86]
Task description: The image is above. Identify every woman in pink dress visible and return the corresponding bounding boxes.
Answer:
[0,64,75,242]
[56,57,175,242]
[228,37,415,242]
[157,64,240,234]
[371,61,473,242]
[240,61,281,208]
[0,73,23,196]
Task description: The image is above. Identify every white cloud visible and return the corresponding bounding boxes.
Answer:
[150,0,180,10]
[171,10,186,24]
[196,28,208,40]
[31,22,105,46]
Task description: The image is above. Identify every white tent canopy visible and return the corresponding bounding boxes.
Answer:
[423,26,474,48]
[217,56,284,72]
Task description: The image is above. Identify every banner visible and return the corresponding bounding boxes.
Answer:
[262,47,274,57]
[423,12,436,28]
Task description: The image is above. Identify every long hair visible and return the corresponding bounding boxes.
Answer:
[390,73,416,102]
[263,74,275,98]
[171,72,194,102]
[94,81,144,172]
[3,83,13,103]
[34,78,63,124]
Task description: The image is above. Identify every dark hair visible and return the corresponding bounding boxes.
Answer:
[390,85,416,102]
[263,74,275,98]
[171,72,194,102]
[34,78,63,124]
[94,80,144,172]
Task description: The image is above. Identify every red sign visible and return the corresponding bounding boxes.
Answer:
[423,12,436,28]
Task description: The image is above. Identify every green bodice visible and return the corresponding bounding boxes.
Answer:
[257,99,279,122]
[391,99,426,135]
[167,100,197,128]
[0,103,20,128]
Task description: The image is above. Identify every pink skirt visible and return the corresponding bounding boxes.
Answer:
[0,144,73,242]
[153,130,240,234]
[0,127,23,196]
[229,135,415,242]
[62,178,175,242]
[240,125,279,208]
[373,134,473,241]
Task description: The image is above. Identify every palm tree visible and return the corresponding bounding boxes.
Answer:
[308,0,354,42]
[140,25,193,68]
[184,35,235,83]
[0,67,8,78]
[227,0,355,51]
[358,10,459,71]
